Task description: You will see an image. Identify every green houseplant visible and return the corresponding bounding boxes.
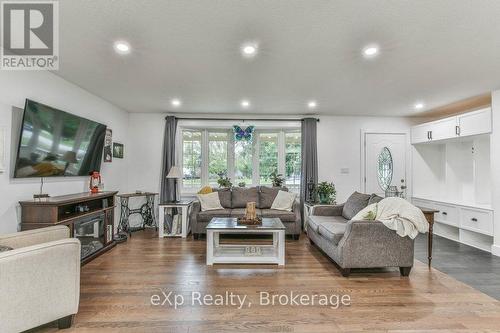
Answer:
[270,171,285,188]
[217,173,233,188]
[316,181,336,204]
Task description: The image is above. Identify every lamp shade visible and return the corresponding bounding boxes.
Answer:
[166,166,182,179]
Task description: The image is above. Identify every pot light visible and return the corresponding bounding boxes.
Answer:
[241,42,258,58]
[414,102,425,110]
[171,98,182,107]
[241,100,250,108]
[307,101,317,109]
[362,45,379,58]
[113,41,131,55]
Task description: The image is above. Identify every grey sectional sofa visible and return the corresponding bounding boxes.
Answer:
[191,186,302,239]
[307,192,414,277]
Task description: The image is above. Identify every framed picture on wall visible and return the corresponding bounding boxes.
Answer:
[113,143,124,159]
[0,127,5,173]
[103,128,112,162]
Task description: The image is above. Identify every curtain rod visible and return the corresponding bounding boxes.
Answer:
[168,117,320,122]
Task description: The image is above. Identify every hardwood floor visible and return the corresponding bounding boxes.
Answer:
[35,230,500,332]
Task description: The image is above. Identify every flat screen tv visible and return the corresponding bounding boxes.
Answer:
[14,99,107,178]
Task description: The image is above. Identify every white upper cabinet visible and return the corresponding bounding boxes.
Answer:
[411,107,492,144]
[430,117,458,141]
[411,124,430,144]
[457,108,492,138]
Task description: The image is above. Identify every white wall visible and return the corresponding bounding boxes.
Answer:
[0,71,129,234]
[317,116,415,203]
[490,90,500,256]
[126,113,415,203]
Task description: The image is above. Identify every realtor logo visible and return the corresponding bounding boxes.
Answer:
[1,0,59,70]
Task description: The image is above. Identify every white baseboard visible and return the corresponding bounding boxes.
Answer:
[491,244,500,257]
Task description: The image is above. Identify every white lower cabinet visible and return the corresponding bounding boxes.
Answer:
[412,197,493,252]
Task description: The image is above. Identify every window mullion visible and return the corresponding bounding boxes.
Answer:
[228,130,235,184]
[278,130,285,176]
[201,130,209,186]
[253,132,260,186]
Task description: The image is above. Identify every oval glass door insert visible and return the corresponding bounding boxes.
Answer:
[377,147,393,191]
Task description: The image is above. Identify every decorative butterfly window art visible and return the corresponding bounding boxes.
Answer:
[233,125,255,142]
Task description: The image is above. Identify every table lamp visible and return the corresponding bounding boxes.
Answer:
[166,166,182,202]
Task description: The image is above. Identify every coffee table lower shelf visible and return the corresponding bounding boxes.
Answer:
[206,229,285,266]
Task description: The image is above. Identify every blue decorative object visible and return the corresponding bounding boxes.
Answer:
[233,125,254,142]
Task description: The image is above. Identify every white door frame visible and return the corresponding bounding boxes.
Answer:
[360,130,409,194]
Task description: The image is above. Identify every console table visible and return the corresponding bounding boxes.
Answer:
[116,192,158,236]
[19,191,118,264]
[418,207,439,267]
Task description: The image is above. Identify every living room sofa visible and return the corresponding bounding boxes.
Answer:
[307,192,414,277]
[191,186,302,239]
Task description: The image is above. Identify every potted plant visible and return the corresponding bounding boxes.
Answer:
[270,171,285,188]
[217,173,233,188]
[316,181,336,204]
[238,182,246,187]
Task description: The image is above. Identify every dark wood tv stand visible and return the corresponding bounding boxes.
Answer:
[20,191,118,265]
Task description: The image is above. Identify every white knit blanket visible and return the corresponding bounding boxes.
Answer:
[353,197,429,239]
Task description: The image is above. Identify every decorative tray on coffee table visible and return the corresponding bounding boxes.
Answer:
[237,217,262,225]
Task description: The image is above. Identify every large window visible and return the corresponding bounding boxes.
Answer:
[285,132,301,189]
[181,128,301,192]
[208,132,228,186]
[182,130,202,189]
[259,133,278,185]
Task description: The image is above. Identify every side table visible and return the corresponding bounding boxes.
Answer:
[158,200,194,238]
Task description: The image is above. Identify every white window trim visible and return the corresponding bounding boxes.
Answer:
[179,126,300,194]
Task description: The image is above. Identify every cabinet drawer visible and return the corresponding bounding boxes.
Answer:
[460,208,493,236]
[433,203,459,227]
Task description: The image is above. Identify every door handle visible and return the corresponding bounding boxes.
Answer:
[456,126,460,136]
[471,218,478,222]
[427,131,430,140]
[442,212,447,215]
[430,131,432,140]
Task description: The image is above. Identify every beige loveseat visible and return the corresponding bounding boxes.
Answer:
[0,225,81,332]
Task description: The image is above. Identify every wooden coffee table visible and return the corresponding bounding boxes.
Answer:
[206,217,285,266]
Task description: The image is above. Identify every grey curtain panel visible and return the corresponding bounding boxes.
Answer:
[300,118,318,221]
[160,116,178,203]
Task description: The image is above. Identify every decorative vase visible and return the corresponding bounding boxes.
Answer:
[319,193,330,204]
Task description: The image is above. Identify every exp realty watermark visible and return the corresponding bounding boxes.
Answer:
[1,0,59,70]
[151,290,351,310]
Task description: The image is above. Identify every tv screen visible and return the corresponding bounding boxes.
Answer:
[14,99,107,178]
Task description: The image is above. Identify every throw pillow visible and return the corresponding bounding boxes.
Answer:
[271,190,297,211]
[352,203,378,221]
[197,192,223,211]
[198,186,213,195]
[342,191,371,220]
[368,193,384,205]
[0,245,13,252]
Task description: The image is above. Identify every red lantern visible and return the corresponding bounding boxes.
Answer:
[89,171,102,193]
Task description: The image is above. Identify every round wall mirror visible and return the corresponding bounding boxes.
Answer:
[377,147,393,191]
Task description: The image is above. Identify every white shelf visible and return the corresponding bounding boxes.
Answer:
[412,196,492,211]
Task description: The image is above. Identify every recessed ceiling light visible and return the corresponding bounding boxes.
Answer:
[241,42,258,58]
[414,102,425,110]
[171,98,182,107]
[362,45,379,58]
[113,40,131,55]
[241,100,250,108]
[307,101,317,109]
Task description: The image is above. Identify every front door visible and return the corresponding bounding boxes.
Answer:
[363,132,407,196]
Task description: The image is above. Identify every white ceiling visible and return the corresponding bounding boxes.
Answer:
[55,0,500,116]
